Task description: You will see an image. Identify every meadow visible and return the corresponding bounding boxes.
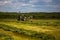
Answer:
[0,12,60,40]
[0,19,60,40]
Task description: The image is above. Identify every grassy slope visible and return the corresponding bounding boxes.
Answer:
[0,19,60,40]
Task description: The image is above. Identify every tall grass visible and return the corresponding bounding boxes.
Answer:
[0,33,14,40]
[0,24,56,40]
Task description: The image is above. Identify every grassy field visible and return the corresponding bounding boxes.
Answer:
[0,19,60,40]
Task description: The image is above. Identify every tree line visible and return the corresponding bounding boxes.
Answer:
[0,12,60,19]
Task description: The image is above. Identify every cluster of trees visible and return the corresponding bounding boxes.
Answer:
[0,12,60,19]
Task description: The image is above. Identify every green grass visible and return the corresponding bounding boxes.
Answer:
[0,33,14,40]
[0,24,56,40]
[23,20,60,26]
[0,19,60,40]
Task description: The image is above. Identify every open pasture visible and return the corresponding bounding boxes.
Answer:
[0,19,60,40]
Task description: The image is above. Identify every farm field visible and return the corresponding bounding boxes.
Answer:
[0,19,60,40]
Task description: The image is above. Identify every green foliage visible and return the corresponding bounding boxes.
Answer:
[0,12,60,19]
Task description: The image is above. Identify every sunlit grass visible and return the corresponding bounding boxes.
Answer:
[0,19,60,40]
[0,24,56,40]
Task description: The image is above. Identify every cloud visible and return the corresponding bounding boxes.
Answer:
[0,0,60,12]
[0,0,12,5]
[29,0,38,3]
[29,0,52,4]
[0,0,32,6]
[42,0,52,3]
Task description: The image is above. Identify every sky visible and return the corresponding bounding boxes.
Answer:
[0,0,60,12]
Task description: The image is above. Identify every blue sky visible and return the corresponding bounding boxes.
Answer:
[0,0,60,12]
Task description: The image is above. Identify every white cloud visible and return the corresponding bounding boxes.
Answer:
[0,0,12,5]
[0,0,60,12]
[45,5,60,9]
[22,4,31,6]
[29,0,38,3]
[29,0,39,4]
[42,0,52,3]
[29,0,52,3]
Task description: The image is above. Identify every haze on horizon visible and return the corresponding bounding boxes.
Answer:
[0,0,60,12]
